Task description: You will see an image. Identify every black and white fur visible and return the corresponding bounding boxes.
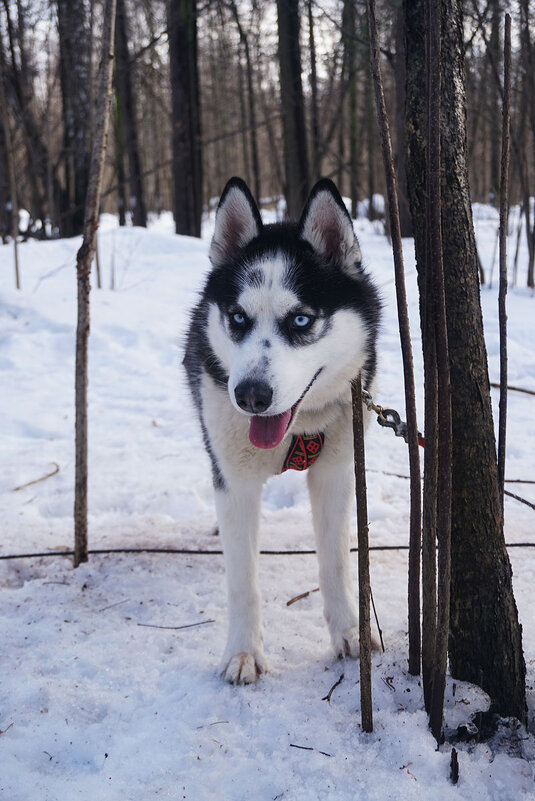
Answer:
[183,178,381,684]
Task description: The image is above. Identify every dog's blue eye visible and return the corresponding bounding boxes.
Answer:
[232,312,246,325]
[293,314,311,329]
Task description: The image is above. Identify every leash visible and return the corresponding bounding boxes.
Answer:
[362,389,425,447]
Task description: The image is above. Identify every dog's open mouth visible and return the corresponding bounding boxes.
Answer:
[249,410,292,449]
[247,368,323,450]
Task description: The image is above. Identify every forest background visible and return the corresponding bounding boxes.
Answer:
[1,0,534,289]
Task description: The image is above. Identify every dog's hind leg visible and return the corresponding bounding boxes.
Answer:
[307,453,362,659]
[215,480,267,684]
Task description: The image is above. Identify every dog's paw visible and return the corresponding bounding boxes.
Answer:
[335,626,360,659]
[334,627,381,659]
[221,652,265,685]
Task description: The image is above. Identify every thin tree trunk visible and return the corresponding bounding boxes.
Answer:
[393,2,412,237]
[167,0,202,237]
[57,0,92,237]
[113,93,127,227]
[115,0,147,227]
[277,0,309,218]
[0,31,19,287]
[366,0,422,679]
[497,15,511,513]
[488,0,502,206]
[364,66,376,220]
[74,0,117,567]
[352,375,373,734]
[229,0,261,202]
[307,0,321,182]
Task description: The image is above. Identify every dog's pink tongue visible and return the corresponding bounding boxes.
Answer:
[249,410,292,449]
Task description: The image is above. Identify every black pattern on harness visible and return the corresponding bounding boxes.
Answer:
[281,432,325,473]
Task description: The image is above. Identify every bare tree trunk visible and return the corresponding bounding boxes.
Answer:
[57,0,92,237]
[497,15,511,513]
[426,0,452,744]
[520,0,535,287]
[277,0,309,218]
[307,0,321,182]
[393,2,412,237]
[352,375,373,734]
[366,0,422,680]
[113,93,128,227]
[115,0,147,227]
[0,29,19,286]
[229,0,261,202]
[74,0,117,567]
[167,0,202,237]
[405,0,526,723]
[344,0,359,219]
[364,66,376,220]
[486,0,502,206]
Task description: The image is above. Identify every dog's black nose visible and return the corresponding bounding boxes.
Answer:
[234,379,273,414]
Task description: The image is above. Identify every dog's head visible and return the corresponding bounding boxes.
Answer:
[204,178,380,448]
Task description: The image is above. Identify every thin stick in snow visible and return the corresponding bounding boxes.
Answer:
[137,619,215,631]
[321,673,345,703]
[366,0,422,677]
[74,0,117,567]
[352,374,373,733]
[11,463,60,492]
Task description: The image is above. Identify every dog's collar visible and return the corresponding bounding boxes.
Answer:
[281,432,325,473]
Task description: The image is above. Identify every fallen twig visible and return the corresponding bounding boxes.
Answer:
[286,587,319,606]
[290,743,333,757]
[136,619,215,631]
[11,463,59,492]
[99,599,130,613]
[321,672,344,703]
[0,722,14,735]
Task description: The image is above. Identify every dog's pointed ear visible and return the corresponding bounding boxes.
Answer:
[209,178,262,267]
[298,179,362,276]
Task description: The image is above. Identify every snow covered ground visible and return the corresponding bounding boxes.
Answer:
[1,202,534,800]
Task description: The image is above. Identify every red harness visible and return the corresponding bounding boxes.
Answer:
[281,432,325,473]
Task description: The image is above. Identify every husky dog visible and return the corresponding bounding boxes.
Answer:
[183,178,381,684]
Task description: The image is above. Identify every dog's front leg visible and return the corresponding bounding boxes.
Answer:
[307,455,362,659]
[215,480,266,684]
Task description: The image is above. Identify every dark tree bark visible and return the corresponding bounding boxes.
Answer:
[2,0,59,232]
[487,0,502,206]
[364,65,376,221]
[277,0,309,219]
[307,0,321,182]
[57,0,92,237]
[114,0,147,227]
[342,0,359,217]
[166,0,202,237]
[229,0,261,202]
[0,28,19,284]
[519,0,535,287]
[0,32,11,243]
[393,2,412,237]
[113,93,128,227]
[365,0,422,681]
[405,0,526,723]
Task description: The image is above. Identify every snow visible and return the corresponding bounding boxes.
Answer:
[1,203,534,800]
